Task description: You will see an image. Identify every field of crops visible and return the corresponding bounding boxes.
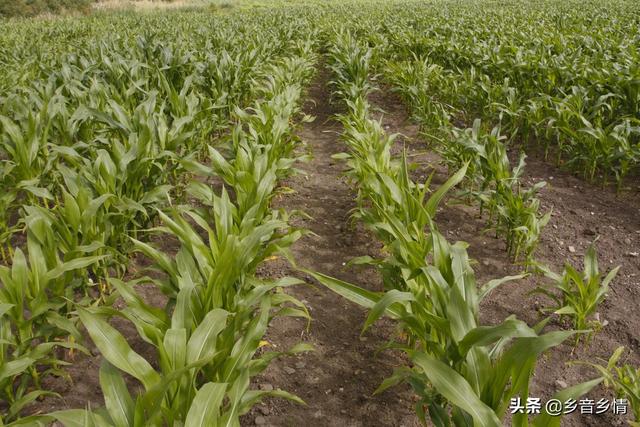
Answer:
[0,1,639,426]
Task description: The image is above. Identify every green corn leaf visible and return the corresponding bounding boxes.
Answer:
[4,414,55,427]
[131,238,178,280]
[555,306,577,315]
[99,361,135,427]
[186,309,229,364]
[82,194,114,221]
[412,352,502,427]
[49,410,111,427]
[163,328,187,370]
[184,382,228,427]
[79,309,160,390]
[458,318,537,356]
[373,367,414,395]
[0,303,13,317]
[7,390,57,420]
[0,357,36,381]
[302,269,397,315]
[479,274,527,302]
[238,389,305,414]
[44,255,108,282]
[363,289,414,332]
[601,265,620,288]
[424,162,468,217]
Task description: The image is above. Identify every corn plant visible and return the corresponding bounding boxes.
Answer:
[47,290,309,427]
[0,107,57,259]
[308,228,602,427]
[0,219,100,423]
[334,98,399,211]
[534,241,620,344]
[582,347,640,426]
[0,306,66,426]
[22,182,115,286]
[385,58,454,131]
[327,28,376,103]
[442,120,550,263]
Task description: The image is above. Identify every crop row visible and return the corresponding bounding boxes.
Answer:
[377,0,639,188]
[0,10,318,425]
[312,26,636,427]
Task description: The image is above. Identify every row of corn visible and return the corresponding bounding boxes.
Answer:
[371,0,640,188]
[379,57,549,265]
[311,27,637,426]
[0,10,318,425]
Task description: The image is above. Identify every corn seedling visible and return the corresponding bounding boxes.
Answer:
[534,240,620,344]
[581,347,640,426]
[327,28,376,103]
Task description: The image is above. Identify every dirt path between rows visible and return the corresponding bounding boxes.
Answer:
[245,69,418,426]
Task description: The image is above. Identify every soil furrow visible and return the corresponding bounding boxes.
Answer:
[247,69,418,426]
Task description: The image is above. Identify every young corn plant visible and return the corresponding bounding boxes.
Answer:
[199,94,310,219]
[578,117,640,189]
[379,10,640,186]
[81,96,177,241]
[47,285,309,427]
[534,241,620,344]
[384,58,455,131]
[0,105,59,259]
[327,28,376,103]
[0,219,100,423]
[334,98,399,210]
[0,192,17,262]
[0,307,66,426]
[307,226,602,427]
[143,61,313,312]
[442,120,550,264]
[22,181,116,289]
[582,347,640,426]
[490,154,551,263]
